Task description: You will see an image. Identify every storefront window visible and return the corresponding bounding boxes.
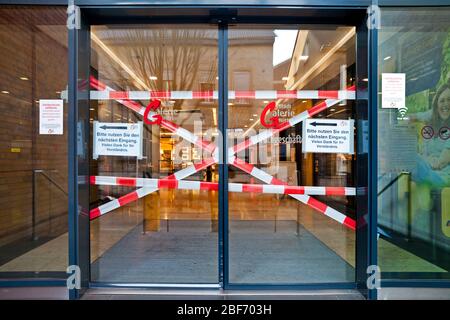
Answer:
[378,8,450,279]
[0,6,68,278]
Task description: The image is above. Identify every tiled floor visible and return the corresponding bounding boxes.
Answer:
[0,190,446,276]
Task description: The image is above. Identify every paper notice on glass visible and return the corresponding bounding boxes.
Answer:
[382,73,406,109]
[39,99,64,135]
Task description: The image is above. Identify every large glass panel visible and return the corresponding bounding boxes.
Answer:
[227,25,356,283]
[0,6,68,278]
[378,8,450,279]
[90,25,219,283]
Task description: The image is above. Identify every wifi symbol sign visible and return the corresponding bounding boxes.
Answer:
[398,107,408,119]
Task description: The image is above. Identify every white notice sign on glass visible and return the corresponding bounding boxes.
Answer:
[39,99,64,135]
[302,119,355,154]
[93,121,143,159]
[382,73,406,109]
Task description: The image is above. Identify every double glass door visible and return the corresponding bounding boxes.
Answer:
[88,23,357,286]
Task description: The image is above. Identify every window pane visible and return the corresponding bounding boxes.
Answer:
[378,8,450,279]
[0,6,68,277]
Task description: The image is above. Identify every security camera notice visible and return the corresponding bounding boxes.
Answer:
[302,118,354,154]
[93,121,143,159]
[176,304,272,318]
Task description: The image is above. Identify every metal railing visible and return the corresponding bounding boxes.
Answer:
[32,169,68,241]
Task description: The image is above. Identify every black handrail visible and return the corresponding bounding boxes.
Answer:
[377,171,410,197]
[32,169,68,240]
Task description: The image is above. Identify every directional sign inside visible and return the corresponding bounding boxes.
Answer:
[302,119,354,154]
[93,121,143,159]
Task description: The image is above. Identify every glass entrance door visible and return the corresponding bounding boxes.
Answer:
[89,24,220,284]
[226,24,357,284]
[86,21,359,286]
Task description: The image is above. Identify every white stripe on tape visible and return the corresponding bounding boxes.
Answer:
[304,186,326,195]
[171,91,193,99]
[297,90,319,99]
[100,199,121,215]
[176,127,199,144]
[91,91,109,100]
[262,184,284,194]
[250,167,273,184]
[229,183,243,193]
[174,165,197,180]
[228,91,236,100]
[136,187,156,198]
[289,110,308,127]
[324,206,346,224]
[255,90,277,99]
[325,99,340,108]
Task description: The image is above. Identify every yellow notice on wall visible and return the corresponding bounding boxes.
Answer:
[10,148,21,153]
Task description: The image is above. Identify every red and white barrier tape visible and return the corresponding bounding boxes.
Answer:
[89,158,216,219]
[85,89,355,101]
[231,85,356,154]
[91,175,355,196]
[231,157,356,230]
[90,77,216,154]
[88,77,356,228]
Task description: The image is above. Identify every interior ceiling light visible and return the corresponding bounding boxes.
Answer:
[91,32,150,91]
[19,77,29,81]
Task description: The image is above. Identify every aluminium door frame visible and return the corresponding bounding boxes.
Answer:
[67,5,375,300]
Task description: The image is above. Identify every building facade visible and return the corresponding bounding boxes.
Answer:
[0,0,449,300]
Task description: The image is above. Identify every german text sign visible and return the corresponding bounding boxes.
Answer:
[302,119,354,154]
[39,99,63,135]
[93,121,143,159]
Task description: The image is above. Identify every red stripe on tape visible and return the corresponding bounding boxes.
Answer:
[270,177,287,185]
[117,177,137,187]
[150,91,170,99]
[343,217,356,230]
[194,158,216,171]
[235,91,255,99]
[118,192,139,206]
[307,101,328,116]
[325,187,346,196]
[233,158,254,174]
[110,91,129,100]
[276,90,297,99]
[158,179,178,189]
[160,119,180,132]
[200,182,218,191]
[318,90,338,99]
[307,197,328,213]
[284,186,305,194]
[243,184,263,193]
[89,76,106,91]
[193,91,213,99]
[90,208,101,220]
[90,176,96,185]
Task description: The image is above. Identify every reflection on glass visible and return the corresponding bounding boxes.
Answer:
[0,6,68,277]
[90,25,219,283]
[378,8,450,278]
[227,25,356,284]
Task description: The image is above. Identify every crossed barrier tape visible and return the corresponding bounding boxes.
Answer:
[91,176,356,196]
[88,76,357,229]
[87,89,355,101]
